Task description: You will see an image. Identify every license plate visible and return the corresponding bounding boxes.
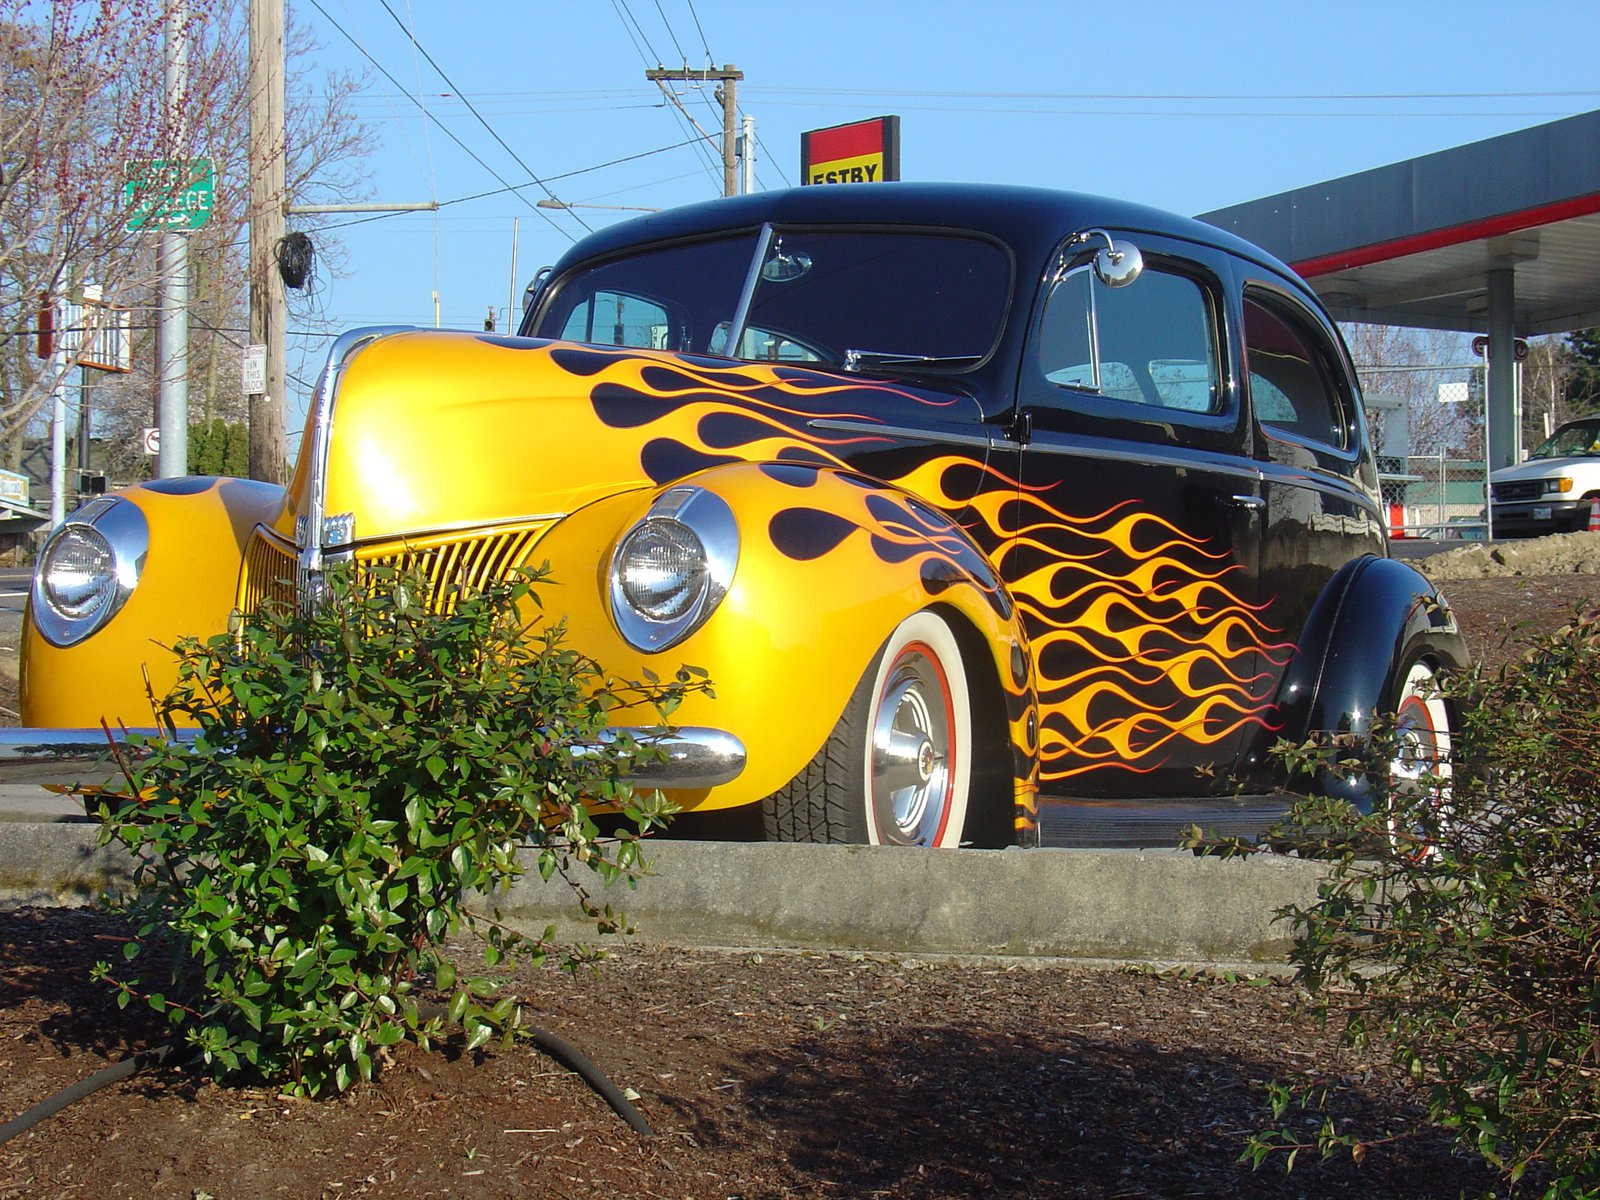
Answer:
[1533,506,1552,521]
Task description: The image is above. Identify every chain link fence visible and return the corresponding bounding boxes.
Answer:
[1362,361,1491,540]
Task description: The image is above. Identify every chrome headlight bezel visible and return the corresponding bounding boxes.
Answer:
[31,496,150,648]
[608,487,738,651]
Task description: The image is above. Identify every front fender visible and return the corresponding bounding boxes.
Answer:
[534,462,1033,811]
[1242,554,1469,807]
[21,477,289,727]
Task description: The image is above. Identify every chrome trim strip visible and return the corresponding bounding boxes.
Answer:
[724,223,774,357]
[1006,435,1268,487]
[301,325,413,598]
[330,511,569,553]
[0,727,187,764]
[0,724,745,791]
[1257,461,1383,512]
[807,418,995,452]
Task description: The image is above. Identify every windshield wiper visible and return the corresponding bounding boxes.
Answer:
[842,349,983,372]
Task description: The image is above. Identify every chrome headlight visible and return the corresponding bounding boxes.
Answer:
[609,487,737,651]
[32,497,149,647]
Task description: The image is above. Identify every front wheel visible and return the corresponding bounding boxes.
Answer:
[762,611,972,848]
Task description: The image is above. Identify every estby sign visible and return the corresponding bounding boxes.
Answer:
[801,117,900,186]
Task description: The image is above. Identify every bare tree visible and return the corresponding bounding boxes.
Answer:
[2,0,370,485]
[1520,334,1585,450]
[1342,323,1480,460]
[0,0,238,462]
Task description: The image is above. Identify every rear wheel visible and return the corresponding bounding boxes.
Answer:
[762,611,972,848]
[1386,659,1454,853]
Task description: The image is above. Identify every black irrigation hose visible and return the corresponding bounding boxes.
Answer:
[0,1043,179,1147]
[415,1002,654,1137]
[0,1017,652,1146]
[528,1025,654,1136]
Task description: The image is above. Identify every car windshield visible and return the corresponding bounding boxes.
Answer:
[533,227,1011,370]
[1529,420,1600,459]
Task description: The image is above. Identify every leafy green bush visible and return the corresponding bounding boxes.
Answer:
[89,563,707,1097]
[1232,616,1600,1197]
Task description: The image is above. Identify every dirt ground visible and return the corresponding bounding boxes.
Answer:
[1,536,1597,1199]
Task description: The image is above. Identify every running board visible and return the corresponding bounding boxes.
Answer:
[1034,794,1296,849]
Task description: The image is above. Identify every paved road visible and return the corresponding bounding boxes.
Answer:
[0,567,25,723]
[0,567,26,647]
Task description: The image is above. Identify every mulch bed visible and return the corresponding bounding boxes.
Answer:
[0,906,1507,1199]
[3,570,1591,1197]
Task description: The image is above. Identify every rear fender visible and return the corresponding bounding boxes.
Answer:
[1241,554,1468,809]
[21,477,288,728]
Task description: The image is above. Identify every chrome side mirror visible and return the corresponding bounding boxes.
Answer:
[523,265,553,313]
[1068,228,1144,289]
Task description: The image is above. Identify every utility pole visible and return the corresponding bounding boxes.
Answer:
[157,0,189,479]
[247,0,286,485]
[645,65,744,197]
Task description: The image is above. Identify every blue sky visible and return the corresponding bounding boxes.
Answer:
[282,0,1600,437]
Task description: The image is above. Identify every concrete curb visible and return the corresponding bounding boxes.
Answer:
[487,841,1329,964]
[0,822,137,907]
[0,825,1330,964]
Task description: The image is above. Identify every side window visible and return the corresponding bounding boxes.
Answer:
[1038,265,1220,414]
[1243,294,1352,450]
[558,290,672,349]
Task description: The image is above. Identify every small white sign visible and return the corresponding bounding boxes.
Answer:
[1438,381,1470,405]
[142,427,160,456]
[242,344,267,394]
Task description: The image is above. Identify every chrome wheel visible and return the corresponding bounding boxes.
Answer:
[862,613,970,846]
[1388,660,1453,852]
[761,611,973,848]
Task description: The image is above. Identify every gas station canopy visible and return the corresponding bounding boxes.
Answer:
[1198,109,1600,470]
[1199,108,1600,337]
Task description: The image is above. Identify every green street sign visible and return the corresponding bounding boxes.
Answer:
[124,157,214,232]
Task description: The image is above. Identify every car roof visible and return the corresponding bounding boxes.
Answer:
[543,182,1300,284]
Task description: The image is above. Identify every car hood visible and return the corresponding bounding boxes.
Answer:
[290,330,990,546]
[1490,454,1598,484]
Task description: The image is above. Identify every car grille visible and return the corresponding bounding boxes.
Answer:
[1491,479,1545,502]
[239,529,300,615]
[236,520,557,618]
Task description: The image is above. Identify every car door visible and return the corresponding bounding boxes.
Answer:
[1006,234,1276,798]
[1228,273,1387,776]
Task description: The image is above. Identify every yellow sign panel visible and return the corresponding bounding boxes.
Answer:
[807,152,887,186]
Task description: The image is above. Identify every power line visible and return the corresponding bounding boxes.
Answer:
[743,99,1581,120]
[372,0,591,233]
[610,0,664,65]
[650,0,688,63]
[750,85,1600,101]
[607,0,723,193]
[312,137,707,230]
[681,0,712,62]
[301,0,577,242]
[754,130,791,188]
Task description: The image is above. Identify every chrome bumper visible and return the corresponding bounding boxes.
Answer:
[0,726,746,792]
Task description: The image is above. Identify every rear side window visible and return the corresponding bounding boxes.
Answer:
[1038,265,1220,414]
[1244,294,1353,451]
